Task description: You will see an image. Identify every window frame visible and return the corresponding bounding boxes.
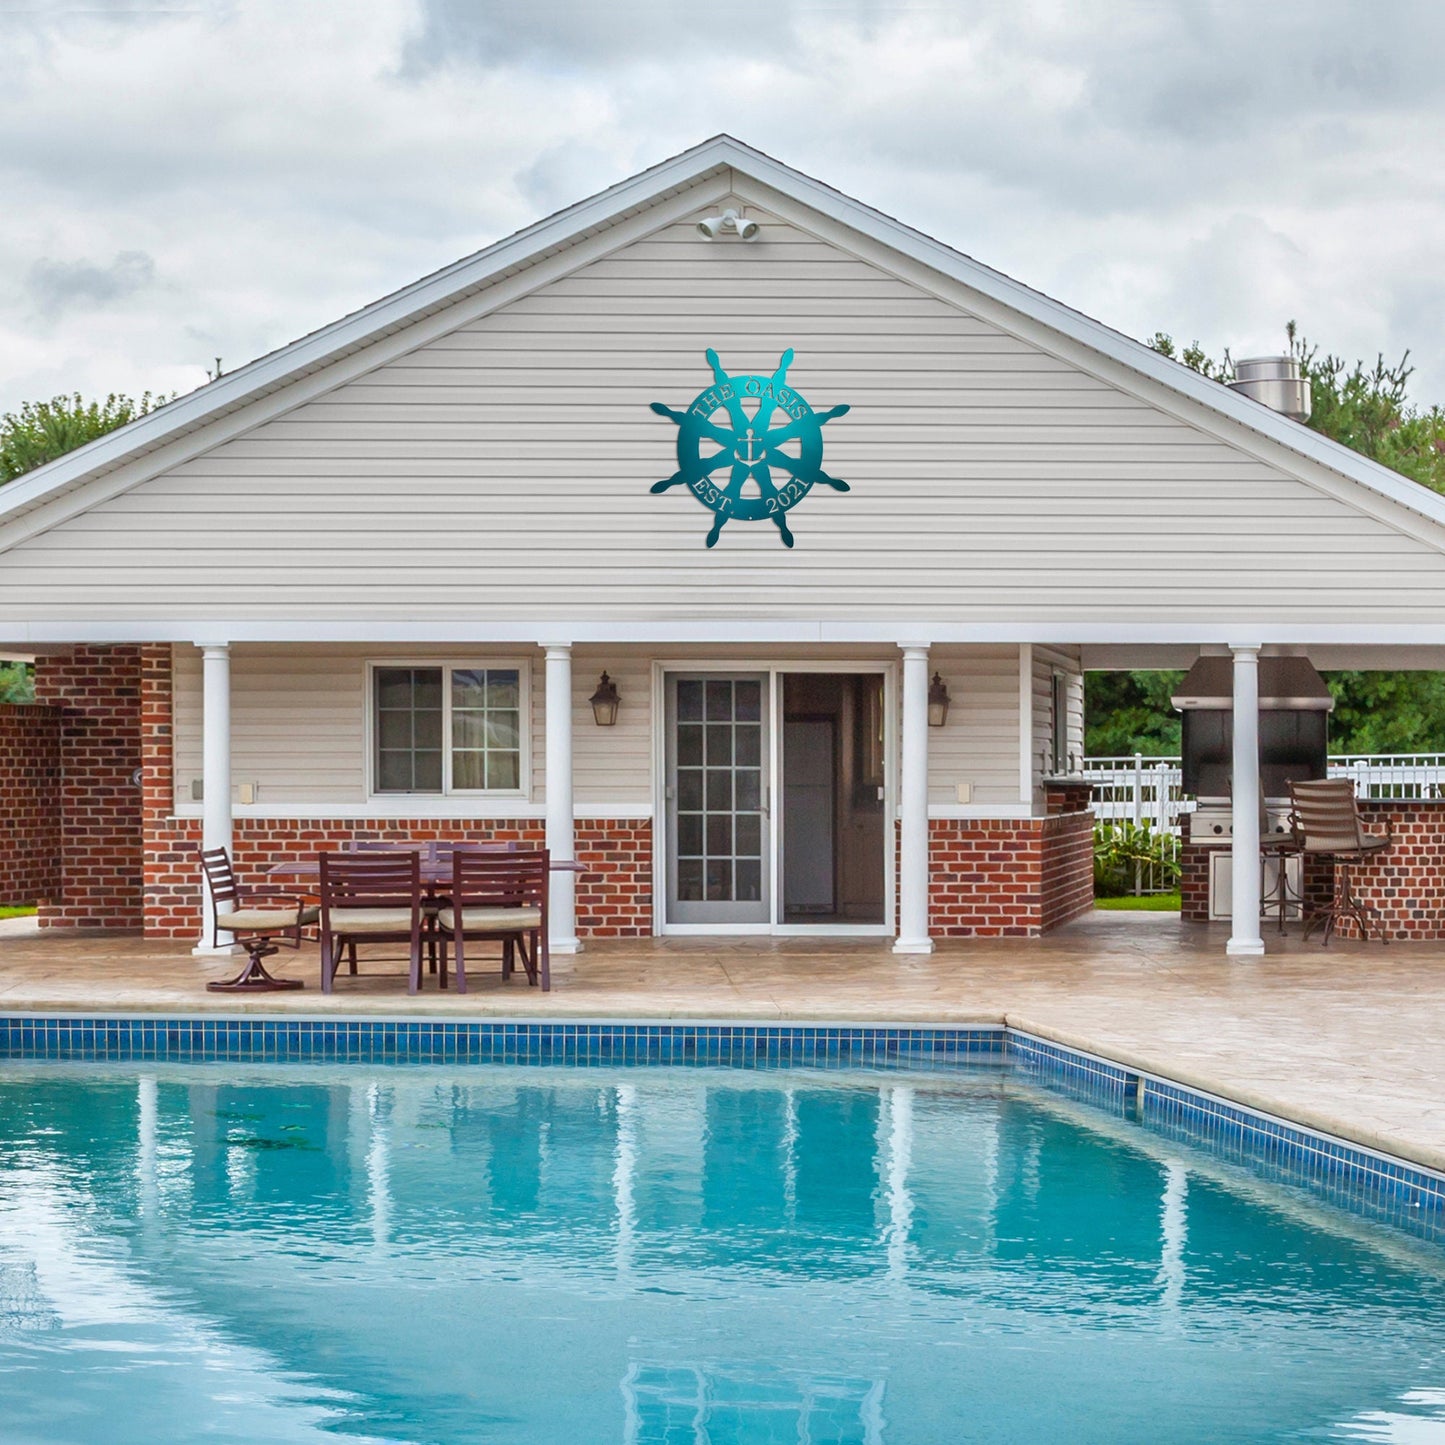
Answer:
[366,658,531,800]
[1050,669,1070,775]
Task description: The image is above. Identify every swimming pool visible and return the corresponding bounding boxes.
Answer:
[0,1062,1442,1443]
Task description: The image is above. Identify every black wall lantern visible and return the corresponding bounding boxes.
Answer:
[927,672,950,728]
[589,671,621,727]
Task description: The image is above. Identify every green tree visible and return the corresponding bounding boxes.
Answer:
[0,392,164,484]
[1084,671,1183,755]
[1086,325,1445,756]
[0,662,32,704]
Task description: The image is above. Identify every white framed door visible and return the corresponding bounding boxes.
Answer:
[656,663,895,936]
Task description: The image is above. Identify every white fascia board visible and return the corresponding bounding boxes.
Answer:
[5,617,1445,647]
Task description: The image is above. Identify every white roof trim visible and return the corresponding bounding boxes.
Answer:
[3,133,1444,540]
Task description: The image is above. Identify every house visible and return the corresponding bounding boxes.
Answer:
[4,135,1445,957]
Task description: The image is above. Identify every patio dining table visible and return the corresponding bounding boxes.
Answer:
[265,852,585,891]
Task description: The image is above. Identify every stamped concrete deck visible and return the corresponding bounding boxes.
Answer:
[1,910,1441,1174]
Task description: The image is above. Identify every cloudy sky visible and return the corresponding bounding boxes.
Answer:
[2,0,1443,418]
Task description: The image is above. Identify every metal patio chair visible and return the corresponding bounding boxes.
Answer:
[1288,778,1393,945]
[198,846,313,992]
[434,847,550,994]
[318,851,426,994]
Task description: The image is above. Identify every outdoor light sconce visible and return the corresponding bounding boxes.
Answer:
[927,672,951,728]
[696,208,760,241]
[589,671,621,727]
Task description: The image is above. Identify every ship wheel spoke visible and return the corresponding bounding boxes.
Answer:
[704,349,753,435]
[748,348,795,435]
[767,450,850,492]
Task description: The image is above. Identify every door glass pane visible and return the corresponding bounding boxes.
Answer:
[735,769,761,811]
[735,813,761,856]
[706,815,733,855]
[705,860,733,901]
[677,814,703,856]
[677,724,703,767]
[735,724,761,767]
[677,859,704,901]
[706,725,732,765]
[706,770,732,810]
[677,680,704,722]
[705,680,732,721]
[734,681,761,721]
[678,769,704,811]
[735,859,762,901]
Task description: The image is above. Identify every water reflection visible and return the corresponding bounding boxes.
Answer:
[0,1065,1442,1444]
[621,1363,885,1445]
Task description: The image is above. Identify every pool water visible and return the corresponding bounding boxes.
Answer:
[0,1065,1442,1444]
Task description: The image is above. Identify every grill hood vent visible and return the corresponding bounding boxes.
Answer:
[1171,656,1334,712]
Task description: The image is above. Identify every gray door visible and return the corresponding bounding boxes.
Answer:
[666,674,770,925]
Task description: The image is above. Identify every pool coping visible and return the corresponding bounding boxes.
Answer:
[3,1008,1442,1241]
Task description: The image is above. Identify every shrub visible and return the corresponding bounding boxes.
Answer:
[1093,822,1181,897]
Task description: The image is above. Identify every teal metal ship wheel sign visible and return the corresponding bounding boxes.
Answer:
[650,349,850,547]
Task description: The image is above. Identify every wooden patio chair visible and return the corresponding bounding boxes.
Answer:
[1288,778,1393,945]
[435,847,550,994]
[339,840,439,975]
[198,846,312,993]
[318,851,426,994]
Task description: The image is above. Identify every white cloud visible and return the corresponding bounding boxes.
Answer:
[1,0,1443,417]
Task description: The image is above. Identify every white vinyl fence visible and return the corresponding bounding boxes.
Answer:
[1082,752,1445,895]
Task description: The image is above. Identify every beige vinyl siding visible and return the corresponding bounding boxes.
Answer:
[172,645,548,810]
[7,189,1445,624]
[926,645,1021,808]
[567,654,652,809]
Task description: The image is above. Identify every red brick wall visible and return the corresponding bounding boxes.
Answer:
[0,704,62,904]
[1180,844,1211,922]
[35,647,146,929]
[144,815,653,940]
[1328,800,1445,942]
[1040,812,1096,932]
[925,812,1094,938]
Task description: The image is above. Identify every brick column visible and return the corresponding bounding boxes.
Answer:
[35,646,144,929]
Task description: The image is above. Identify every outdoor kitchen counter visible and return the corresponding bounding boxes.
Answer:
[1344,798,1445,942]
[1184,796,1445,941]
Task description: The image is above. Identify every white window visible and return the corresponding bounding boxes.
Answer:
[1051,670,1070,774]
[370,664,527,796]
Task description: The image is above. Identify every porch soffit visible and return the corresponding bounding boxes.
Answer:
[2,136,1445,561]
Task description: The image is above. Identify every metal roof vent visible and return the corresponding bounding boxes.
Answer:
[1228,356,1312,423]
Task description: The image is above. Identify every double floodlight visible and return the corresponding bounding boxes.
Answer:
[696,208,760,242]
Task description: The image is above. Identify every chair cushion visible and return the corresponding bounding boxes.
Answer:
[325,907,418,933]
[436,906,542,933]
[217,906,319,932]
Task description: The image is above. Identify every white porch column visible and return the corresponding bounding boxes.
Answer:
[1227,643,1264,956]
[195,641,234,954]
[544,643,580,954]
[894,645,934,954]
